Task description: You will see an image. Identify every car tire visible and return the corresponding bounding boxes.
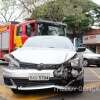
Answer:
[71,78,84,93]
[75,78,84,93]
[83,59,88,67]
[11,89,20,94]
[67,78,84,93]
[97,64,100,67]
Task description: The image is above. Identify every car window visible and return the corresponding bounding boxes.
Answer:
[38,23,66,36]
[23,36,75,51]
[17,25,22,36]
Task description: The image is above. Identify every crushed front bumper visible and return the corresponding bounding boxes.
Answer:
[7,85,73,90]
[3,68,83,90]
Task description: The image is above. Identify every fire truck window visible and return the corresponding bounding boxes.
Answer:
[17,26,22,36]
[39,24,49,35]
[38,23,65,36]
[26,24,32,36]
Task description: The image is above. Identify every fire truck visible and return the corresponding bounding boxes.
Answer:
[14,20,37,48]
[0,20,67,60]
[0,20,37,60]
[0,22,17,60]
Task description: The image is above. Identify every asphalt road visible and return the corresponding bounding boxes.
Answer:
[0,65,100,100]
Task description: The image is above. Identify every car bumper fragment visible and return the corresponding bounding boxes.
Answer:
[3,68,83,90]
[7,85,70,90]
[3,68,54,78]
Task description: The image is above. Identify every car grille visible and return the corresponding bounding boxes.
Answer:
[4,77,72,87]
[4,78,59,87]
[12,79,55,87]
[20,62,60,70]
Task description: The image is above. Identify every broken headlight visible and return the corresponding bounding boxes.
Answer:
[4,54,20,69]
[53,54,81,78]
[69,54,80,68]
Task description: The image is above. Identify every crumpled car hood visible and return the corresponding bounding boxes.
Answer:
[11,47,76,64]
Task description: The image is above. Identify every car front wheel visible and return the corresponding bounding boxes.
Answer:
[75,78,84,93]
[11,89,21,94]
[97,64,100,67]
[71,78,84,93]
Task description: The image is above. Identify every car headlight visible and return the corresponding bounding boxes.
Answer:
[53,54,81,78]
[4,54,20,69]
[9,60,20,69]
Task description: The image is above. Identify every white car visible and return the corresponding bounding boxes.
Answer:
[3,36,85,94]
[83,48,100,67]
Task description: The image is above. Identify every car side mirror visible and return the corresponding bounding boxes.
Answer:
[76,47,86,52]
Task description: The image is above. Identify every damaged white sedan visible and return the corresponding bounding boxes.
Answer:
[3,36,85,93]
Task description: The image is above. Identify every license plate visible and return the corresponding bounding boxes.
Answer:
[29,73,50,80]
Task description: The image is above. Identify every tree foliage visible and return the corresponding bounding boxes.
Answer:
[0,0,49,22]
[31,0,99,35]
[1,0,99,35]
[0,0,34,23]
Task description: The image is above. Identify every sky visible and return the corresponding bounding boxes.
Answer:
[92,0,100,5]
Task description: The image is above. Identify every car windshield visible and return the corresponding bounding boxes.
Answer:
[38,23,66,36]
[23,36,75,50]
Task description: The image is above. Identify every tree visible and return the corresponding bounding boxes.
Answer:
[0,0,52,22]
[62,0,97,36]
[0,0,29,23]
[31,0,99,36]
[31,0,65,21]
[17,0,50,20]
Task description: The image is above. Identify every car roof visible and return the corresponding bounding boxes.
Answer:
[37,20,67,27]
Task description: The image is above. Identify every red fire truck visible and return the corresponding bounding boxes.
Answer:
[0,20,67,60]
[0,22,17,60]
[0,20,37,60]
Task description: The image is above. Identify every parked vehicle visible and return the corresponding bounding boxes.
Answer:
[3,36,85,94]
[14,20,37,48]
[37,20,67,36]
[15,20,67,47]
[0,20,67,60]
[83,48,100,67]
[0,22,18,60]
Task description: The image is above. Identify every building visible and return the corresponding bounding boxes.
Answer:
[83,27,100,53]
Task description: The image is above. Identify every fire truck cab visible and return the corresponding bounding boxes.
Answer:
[0,20,67,60]
[14,20,37,48]
[0,20,37,60]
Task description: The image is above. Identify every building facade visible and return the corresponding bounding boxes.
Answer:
[83,28,100,53]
